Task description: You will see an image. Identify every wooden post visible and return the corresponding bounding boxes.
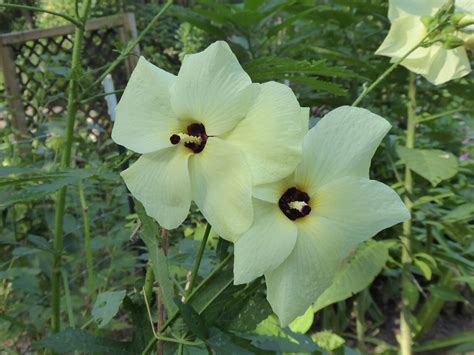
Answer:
[0,38,28,137]
[119,12,140,77]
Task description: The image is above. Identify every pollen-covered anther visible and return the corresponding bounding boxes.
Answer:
[177,133,202,145]
[279,187,312,221]
[288,201,310,213]
[169,123,208,153]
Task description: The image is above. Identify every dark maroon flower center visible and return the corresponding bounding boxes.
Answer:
[170,123,208,153]
[278,187,311,221]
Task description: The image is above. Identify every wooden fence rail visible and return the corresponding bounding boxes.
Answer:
[0,13,139,137]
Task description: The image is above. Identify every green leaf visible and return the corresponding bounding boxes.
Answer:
[175,298,209,340]
[313,240,390,313]
[289,76,347,96]
[243,57,352,95]
[414,259,432,281]
[0,169,95,208]
[312,330,345,351]
[396,146,458,186]
[244,57,359,78]
[404,279,420,311]
[288,306,314,334]
[92,290,127,328]
[443,203,474,222]
[206,328,255,354]
[191,267,234,316]
[428,285,464,302]
[122,296,152,354]
[135,201,178,316]
[225,287,273,332]
[37,328,132,354]
[453,275,474,290]
[253,315,322,353]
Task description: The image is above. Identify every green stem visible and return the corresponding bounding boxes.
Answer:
[415,108,470,123]
[83,0,172,94]
[51,0,92,334]
[79,89,124,104]
[143,264,154,304]
[352,30,437,107]
[78,181,96,302]
[0,3,82,27]
[141,253,233,354]
[186,223,211,298]
[400,72,417,355]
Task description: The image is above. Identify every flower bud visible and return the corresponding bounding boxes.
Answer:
[452,13,474,28]
[442,35,466,49]
[464,35,474,50]
[421,15,434,29]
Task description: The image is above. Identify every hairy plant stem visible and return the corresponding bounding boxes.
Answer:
[78,181,96,302]
[400,72,417,355]
[186,223,212,298]
[51,0,92,334]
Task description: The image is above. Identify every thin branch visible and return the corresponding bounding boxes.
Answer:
[0,3,83,27]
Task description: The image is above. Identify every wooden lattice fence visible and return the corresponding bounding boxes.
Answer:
[0,13,139,139]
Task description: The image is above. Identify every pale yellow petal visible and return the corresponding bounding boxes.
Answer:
[234,199,297,284]
[223,81,307,185]
[113,57,179,154]
[170,41,253,136]
[189,137,253,240]
[121,147,192,229]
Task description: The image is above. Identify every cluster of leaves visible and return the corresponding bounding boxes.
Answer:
[1,0,473,354]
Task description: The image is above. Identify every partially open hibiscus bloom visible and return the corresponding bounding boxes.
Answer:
[376,0,473,85]
[112,41,308,238]
[233,106,410,326]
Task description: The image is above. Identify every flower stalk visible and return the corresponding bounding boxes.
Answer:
[400,72,417,355]
[51,0,92,334]
[352,39,424,107]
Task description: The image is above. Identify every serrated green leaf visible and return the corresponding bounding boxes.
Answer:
[313,240,390,313]
[92,290,127,328]
[0,169,95,208]
[289,76,347,96]
[397,147,458,186]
